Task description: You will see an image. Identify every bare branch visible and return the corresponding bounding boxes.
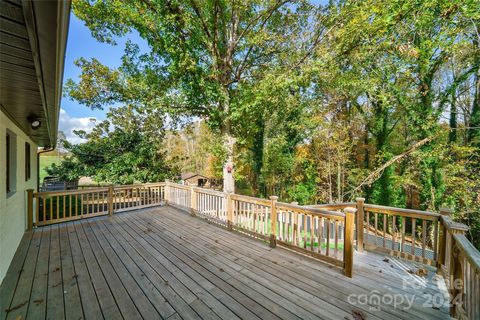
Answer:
[347,136,436,199]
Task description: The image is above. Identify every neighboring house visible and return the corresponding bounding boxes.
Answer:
[180,172,221,189]
[0,1,70,283]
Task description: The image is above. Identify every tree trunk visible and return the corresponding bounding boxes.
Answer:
[223,131,235,193]
[337,161,342,202]
[220,84,235,193]
[449,89,457,143]
[251,115,265,196]
[468,69,480,145]
[449,64,458,144]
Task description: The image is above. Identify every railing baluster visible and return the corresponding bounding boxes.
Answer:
[56,195,59,219]
[422,219,427,258]
[411,218,416,255]
[310,214,314,251]
[43,195,46,222]
[383,214,387,248]
[293,212,300,246]
[392,215,396,251]
[433,219,439,260]
[326,218,330,257]
[334,220,339,258]
[49,196,53,221]
[318,217,323,254]
[303,214,307,249]
[365,210,370,247]
[356,198,365,252]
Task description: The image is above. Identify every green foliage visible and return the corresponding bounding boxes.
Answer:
[47,106,179,184]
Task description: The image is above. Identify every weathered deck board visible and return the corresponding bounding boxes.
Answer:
[0,232,33,320]
[1,205,451,320]
[144,208,444,320]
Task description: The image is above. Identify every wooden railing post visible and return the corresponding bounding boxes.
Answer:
[270,196,278,248]
[164,180,171,205]
[190,186,197,216]
[108,186,114,216]
[227,193,233,230]
[448,224,468,317]
[26,189,34,231]
[355,197,365,252]
[438,207,453,271]
[344,207,356,278]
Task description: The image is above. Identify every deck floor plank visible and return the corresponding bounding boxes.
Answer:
[114,218,245,320]
[107,216,221,320]
[126,214,315,320]
[0,232,33,320]
[1,205,451,320]
[77,221,143,320]
[89,219,177,318]
[150,207,449,319]
[58,223,84,320]
[103,217,203,320]
[120,214,283,320]
[26,227,50,319]
[141,211,394,320]
[166,207,450,318]
[82,220,161,319]
[72,221,122,319]
[5,227,42,320]
[66,222,103,319]
[46,224,66,320]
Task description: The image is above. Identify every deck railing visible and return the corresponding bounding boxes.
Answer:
[27,182,165,227]
[165,182,356,277]
[310,200,479,319]
[26,181,479,317]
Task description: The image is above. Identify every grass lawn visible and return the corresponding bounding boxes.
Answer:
[236,216,345,250]
[39,155,64,184]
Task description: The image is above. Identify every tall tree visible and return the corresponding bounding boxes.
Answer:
[48,106,178,184]
[67,0,318,192]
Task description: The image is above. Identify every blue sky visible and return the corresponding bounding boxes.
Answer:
[59,14,148,143]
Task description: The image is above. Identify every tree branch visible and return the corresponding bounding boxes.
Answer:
[347,136,436,198]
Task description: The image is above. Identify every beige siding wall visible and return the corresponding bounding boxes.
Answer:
[0,110,38,284]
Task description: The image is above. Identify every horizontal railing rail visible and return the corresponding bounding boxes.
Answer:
[359,201,441,265]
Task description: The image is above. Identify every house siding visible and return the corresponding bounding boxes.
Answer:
[0,110,38,284]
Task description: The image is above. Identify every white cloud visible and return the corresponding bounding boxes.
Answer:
[58,109,97,144]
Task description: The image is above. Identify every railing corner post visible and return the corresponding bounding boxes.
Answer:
[164,180,171,205]
[26,189,34,231]
[227,193,233,230]
[108,186,114,216]
[355,197,365,252]
[438,207,453,271]
[449,240,464,318]
[190,186,197,216]
[344,207,356,278]
[446,221,468,318]
[269,196,278,248]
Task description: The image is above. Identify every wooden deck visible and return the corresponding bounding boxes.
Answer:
[1,205,451,320]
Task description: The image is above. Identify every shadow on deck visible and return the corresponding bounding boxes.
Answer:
[1,206,450,320]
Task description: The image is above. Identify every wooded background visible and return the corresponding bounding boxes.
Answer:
[49,0,479,247]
